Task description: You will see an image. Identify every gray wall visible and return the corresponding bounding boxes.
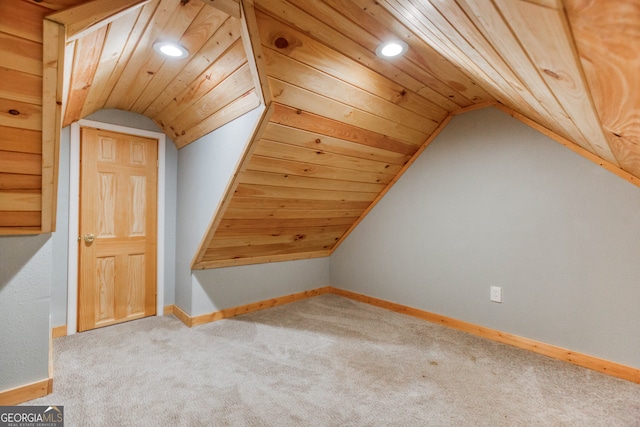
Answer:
[192,258,329,314]
[176,106,330,316]
[85,109,165,132]
[51,126,70,326]
[0,235,52,391]
[50,109,178,326]
[175,107,264,313]
[331,107,640,369]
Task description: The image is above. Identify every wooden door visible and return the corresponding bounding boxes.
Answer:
[78,127,158,332]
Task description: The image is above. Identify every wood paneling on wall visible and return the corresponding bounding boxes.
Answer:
[0,0,84,233]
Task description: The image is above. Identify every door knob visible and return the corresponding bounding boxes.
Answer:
[84,233,95,244]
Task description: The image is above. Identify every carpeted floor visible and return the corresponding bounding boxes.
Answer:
[27,294,640,426]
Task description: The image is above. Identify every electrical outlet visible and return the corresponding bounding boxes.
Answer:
[490,286,502,303]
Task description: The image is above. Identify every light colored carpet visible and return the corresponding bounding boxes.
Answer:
[28,294,640,426]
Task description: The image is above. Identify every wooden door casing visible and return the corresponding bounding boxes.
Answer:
[78,127,158,332]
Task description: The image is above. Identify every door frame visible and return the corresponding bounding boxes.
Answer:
[67,119,167,336]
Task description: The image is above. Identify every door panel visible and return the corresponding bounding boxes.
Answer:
[127,254,146,316]
[130,175,146,236]
[96,256,115,323]
[98,173,116,236]
[79,127,157,332]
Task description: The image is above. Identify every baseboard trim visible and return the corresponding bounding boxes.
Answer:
[172,305,193,327]
[163,305,175,315]
[165,285,640,383]
[0,378,52,405]
[52,325,67,338]
[329,287,640,384]
[172,287,334,328]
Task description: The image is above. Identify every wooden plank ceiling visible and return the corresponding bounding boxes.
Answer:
[1,0,639,270]
[193,0,640,268]
[57,0,258,149]
[192,0,493,268]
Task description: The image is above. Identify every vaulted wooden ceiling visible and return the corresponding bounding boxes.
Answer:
[1,0,639,270]
[193,0,640,268]
[192,0,492,268]
[56,0,259,148]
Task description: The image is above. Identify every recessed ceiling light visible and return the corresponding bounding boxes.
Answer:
[153,41,189,59]
[376,40,408,58]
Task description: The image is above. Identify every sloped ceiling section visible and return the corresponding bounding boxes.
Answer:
[56,0,258,148]
[565,0,640,178]
[380,0,618,162]
[193,0,640,269]
[192,0,493,268]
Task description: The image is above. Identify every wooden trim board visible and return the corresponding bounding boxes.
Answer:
[0,378,52,405]
[329,287,640,384]
[46,0,151,41]
[452,100,497,115]
[240,0,271,106]
[172,305,193,328]
[163,305,175,315]
[495,104,639,188]
[41,19,66,233]
[171,287,333,327]
[52,325,67,338]
[201,0,241,18]
[194,249,331,270]
[331,114,454,252]
[192,287,333,326]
